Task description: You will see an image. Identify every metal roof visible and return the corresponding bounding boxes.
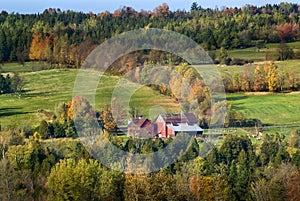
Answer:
[159,113,198,124]
[166,123,203,132]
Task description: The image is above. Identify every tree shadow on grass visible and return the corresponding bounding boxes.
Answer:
[0,107,31,117]
[22,90,54,97]
[226,95,248,101]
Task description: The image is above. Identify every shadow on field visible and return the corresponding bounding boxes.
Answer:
[0,107,31,117]
[226,95,248,101]
[23,90,54,97]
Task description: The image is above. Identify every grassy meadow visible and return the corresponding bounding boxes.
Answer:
[218,59,300,76]
[226,93,300,125]
[224,41,300,62]
[0,57,299,130]
[0,67,180,129]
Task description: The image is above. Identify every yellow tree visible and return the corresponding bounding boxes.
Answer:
[29,33,42,60]
[101,109,117,131]
[29,33,50,61]
[253,65,267,91]
[65,100,74,120]
[266,62,279,92]
[189,174,215,201]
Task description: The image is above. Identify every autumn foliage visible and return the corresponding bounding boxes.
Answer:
[29,33,51,61]
[189,175,215,200]
[276,23,299,42]
[223,62,298,93]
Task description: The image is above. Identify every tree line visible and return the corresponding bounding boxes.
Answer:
[222,61,299,93]
[0,2,299,67]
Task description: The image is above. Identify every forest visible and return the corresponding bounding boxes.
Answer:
[0,1,300,201]
[0,2,299,67]
[1,125,300,200]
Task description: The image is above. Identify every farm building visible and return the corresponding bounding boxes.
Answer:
[155,113,203,138]
[127,117,155,138]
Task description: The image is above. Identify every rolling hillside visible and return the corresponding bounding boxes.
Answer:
[0,61,299,129]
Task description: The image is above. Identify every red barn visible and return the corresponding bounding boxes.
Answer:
[127,117,155,138]
[155,113,203,138]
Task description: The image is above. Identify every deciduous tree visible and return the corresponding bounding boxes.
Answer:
[266,62,279,92]
[253,65,267,91]
[48,158,123,201]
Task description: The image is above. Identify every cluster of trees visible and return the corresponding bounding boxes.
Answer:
[136,63,212,116]
[0,74,12,94]
[1,127,300,200]
[37,119,77,139]
[0,2,299,66]
[35,101,78,139]
[0,72,24,94]
[0,130,91,200]
[28,32,96,67]
[35,96,121,139]
[222,62,299,92]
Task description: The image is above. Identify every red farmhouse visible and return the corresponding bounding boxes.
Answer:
[127,117,154,138]
[155,113,203,138]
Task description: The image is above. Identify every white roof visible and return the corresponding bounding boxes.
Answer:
[166,123,203,132]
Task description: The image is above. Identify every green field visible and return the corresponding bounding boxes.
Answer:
[227,93,300,125]
[214,41,300,62]
[0,59,299,130]
[227,47,268,61]
[266,41,300,49]
[218,59,300,77]
[0,68,180,129]
[0,62,59,73]
[224,41,300,62]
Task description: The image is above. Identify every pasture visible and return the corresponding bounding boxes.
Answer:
[227,93,300,125]
[0,58,299,130]
[0,68,180,129]
[225,41,300,62]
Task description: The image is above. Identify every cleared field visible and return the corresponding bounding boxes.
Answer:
[223,41,300,62]
[0,69,180,129]
[0,62,57,73]
[266,41,300,49]
[0,59,299,129]
[227,47,268,61]
[218,60,300,77]
[227,93,300,125]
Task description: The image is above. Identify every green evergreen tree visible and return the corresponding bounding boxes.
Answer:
[39,120,50,139]
[3,74,11,93]
[227,160,239,201]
